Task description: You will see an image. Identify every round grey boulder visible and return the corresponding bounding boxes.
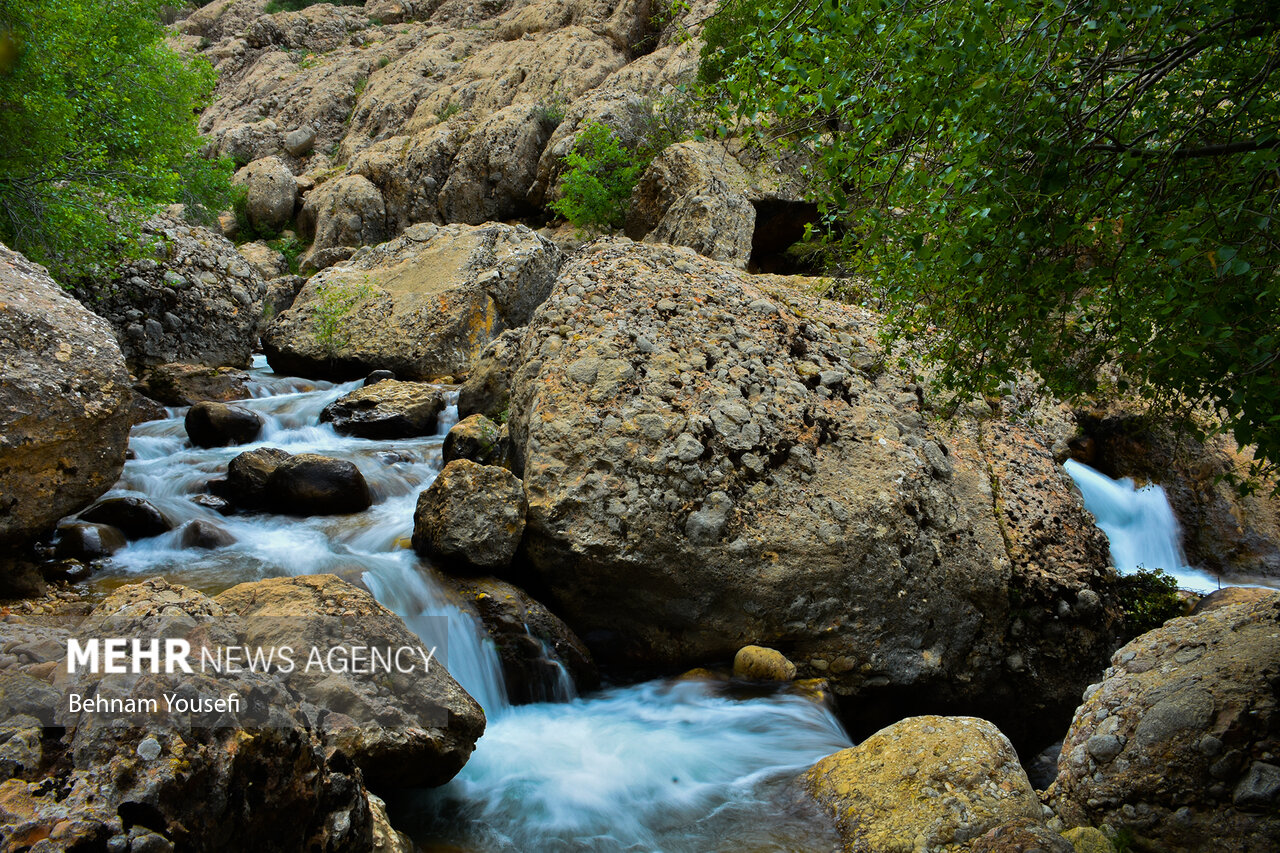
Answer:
[442,414,504,466]
[412,459,527,571]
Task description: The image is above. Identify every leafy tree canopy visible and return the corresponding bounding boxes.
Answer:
[702,0,1280,479]
[0,0,230,281]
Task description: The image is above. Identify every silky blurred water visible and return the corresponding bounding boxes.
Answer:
[1064,459,1278,593]
[92,360,850,851]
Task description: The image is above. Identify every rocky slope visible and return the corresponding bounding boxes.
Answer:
[75,215,267,371]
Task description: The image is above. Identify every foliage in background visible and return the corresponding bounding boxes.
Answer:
[552,97,693,232]
[1114,568,1185,635]
[702,0,1280,481]
[551,122,646,232]
[0,0,232,281]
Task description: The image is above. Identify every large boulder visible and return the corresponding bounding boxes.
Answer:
[642,177,756,268]
[320,379,448,438]
[413,459,527,571]
[626,141,760,268]
[505,240,1121,744]
[1049,590,1280,851]
[0,575,482,850]
[298,174,389,260]
[807,716,1046,852]
[446,576,598,703]
[233,155,299,235]
[74,215,267,370]
[0,243,132,550]
[264,222,563,380]
[216,574,486,789]
[265,453,372,516]
[139,362,252,406]
[436,103,557,225]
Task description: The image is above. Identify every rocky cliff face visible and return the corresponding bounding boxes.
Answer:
[504,239,1121,745]
[0,244,132,551]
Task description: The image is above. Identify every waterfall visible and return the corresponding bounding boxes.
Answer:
[1064,459,1225,593]
[94,361,852,851]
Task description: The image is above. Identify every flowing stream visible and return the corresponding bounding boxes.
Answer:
[91,359,851,852]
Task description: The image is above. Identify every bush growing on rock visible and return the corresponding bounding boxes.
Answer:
[551,122,647,231]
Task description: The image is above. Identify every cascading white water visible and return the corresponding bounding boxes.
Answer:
[1064,459,1225,593]
[94,361,851,851]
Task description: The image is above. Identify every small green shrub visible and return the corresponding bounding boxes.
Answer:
[313,280,374,357]
[268,234,306,275]
[551,122,645,232]
[535,93,567,129]
[435,102,462,123]
[1115,568,1185,635]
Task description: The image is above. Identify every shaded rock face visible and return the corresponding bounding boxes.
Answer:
[139,362,251,406]
[413,459,527,571]
[0,243,132,550]
[266,453,373,516]
[807,715,1045,853]
[0,576,483,851]
[447,576,599,703]
[1073,413,1280,582]
[320,379,448,438]
[506,240,1120,745]
[1049,591,1280,852]
[264,222,563,380]
[185,400,265,448]
[74,216,267,370]
[457,327,524,422]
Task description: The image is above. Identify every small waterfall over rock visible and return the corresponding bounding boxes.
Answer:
[1065,459,1227,593]
[94,360,852,850]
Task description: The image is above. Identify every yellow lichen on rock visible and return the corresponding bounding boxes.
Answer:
[806,715,1045,852]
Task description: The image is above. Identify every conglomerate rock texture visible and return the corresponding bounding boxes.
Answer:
[505,239,1121,745]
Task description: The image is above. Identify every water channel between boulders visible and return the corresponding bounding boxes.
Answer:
[90,358,851,852]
